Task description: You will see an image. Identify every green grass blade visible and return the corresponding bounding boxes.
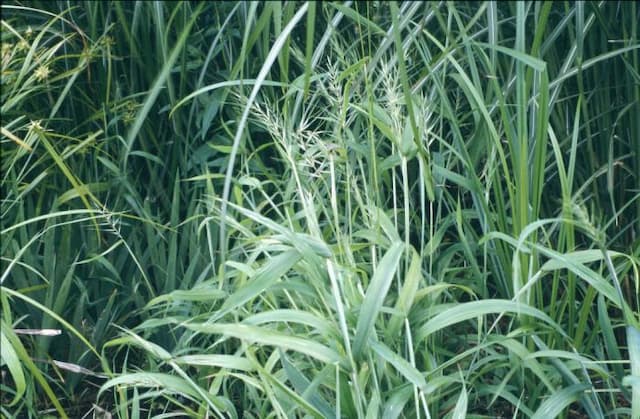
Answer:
[416,299,563,342]
[185,323,342,366]
[451,382,468,419]
[628,326,640,418]
[1,287,100,358]
[218,3,309,267]
[219,249,301,317]
[1,319,68,418]
[353,241,404,358]
[173,354,254,372]
[123,2,205,169]
[388,247,422,336]
[0,325,26,406]
[531,384,590,419]
[302,2,316,99]
[369,340,426,390]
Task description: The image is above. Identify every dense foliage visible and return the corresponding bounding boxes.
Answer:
[1,1,639,418]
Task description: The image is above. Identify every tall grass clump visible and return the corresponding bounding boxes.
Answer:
[2,1,639,418]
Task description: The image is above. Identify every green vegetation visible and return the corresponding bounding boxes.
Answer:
[1,1,639,417]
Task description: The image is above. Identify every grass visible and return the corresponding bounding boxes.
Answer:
[1,1,639,418]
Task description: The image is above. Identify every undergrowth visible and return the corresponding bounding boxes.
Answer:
[1,2,639,418]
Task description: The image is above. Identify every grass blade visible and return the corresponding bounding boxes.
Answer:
[531,384,590,419]
[185,323,342,366]
[218,3,309,267]
[353,241,404,358]
[124,2,205,169]
[416,299,563,342]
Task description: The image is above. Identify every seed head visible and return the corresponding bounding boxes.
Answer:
[34,65,51,82]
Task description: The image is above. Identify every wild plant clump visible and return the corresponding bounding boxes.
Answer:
[1,2,639,418]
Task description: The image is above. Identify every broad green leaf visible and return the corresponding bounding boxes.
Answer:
[353,242,404,357]
[382,385,413,419]
[524,350,607,376]
[220,249,301,315]
[388,247,422,336]
[477,42,546,71]
[173,355,254,372]
[328,3,385,35]
[1,287,99,357]
[531,384,590,419]
[370,340,426,389]
[280,351,334,418]
[451,386,468,419]
[99,372,200,399]
[242,309,334,336]
[56,182,110,205]
[185,323,342,366]
[104,331,171,361]
[541,249,625,270]
[0,325,26,406]
[416,299,563,342]
[146,285,226,307]
[1,319,68,418]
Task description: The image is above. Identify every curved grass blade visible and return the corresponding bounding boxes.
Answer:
[146,285,227,308]
[388,247,422,336]
[185,323,342,367]
[353,241,404,358]
[0,325,25,406]
[218,249,301,319]
[531,384,590,419]
[99,372,201,401]
[242,309,335,336]
[628,326,640,418]
[416,299,564,342]
[369,339,426,390]
[173,354,254,372]
[1,287,100,358]
[280,350,334,418]
[218,3,309,268]
[1,320,68,418]
[451,380,468,419]
[123,2,206,169]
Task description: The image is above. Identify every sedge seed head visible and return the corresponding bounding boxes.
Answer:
[34,65,51,82]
